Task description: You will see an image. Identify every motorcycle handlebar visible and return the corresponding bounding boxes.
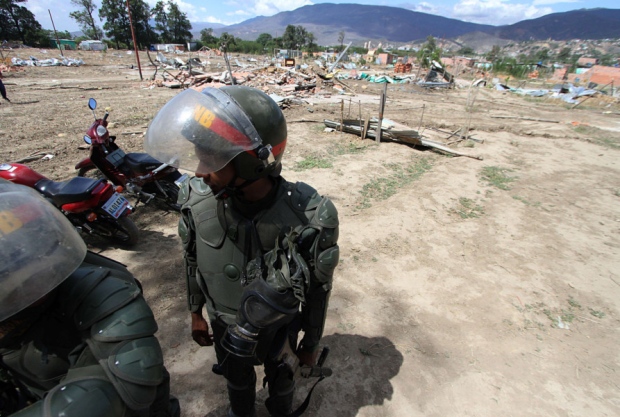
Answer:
[103,112,109,122]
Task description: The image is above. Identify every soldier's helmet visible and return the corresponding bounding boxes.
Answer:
[144,86,287,180]
[0,180,87,322]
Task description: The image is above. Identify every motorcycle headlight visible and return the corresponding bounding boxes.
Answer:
[96,125,108,137]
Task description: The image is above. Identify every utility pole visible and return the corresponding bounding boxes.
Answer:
[125,0,143,80]
[48,10,64,57]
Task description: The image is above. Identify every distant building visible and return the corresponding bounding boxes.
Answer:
[79,40,106,51]
[441,56,475,69]
[376,52,395,65]
[587,65,620,86]
[577,57,598,68]
[151,44,185,53]
[50,39,76,50]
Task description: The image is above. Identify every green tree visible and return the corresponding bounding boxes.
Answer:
[99,0,131,49]
[0,0,43,45]
[535,48,549,63]
[152,0,192,44]
[256,33,273,47]
[219,32,236,51]
[99,0,153,49]
[200,28,217,46]
[556,47,572,62]
[69,0,103,40]
[416,36,442,68]
[457,46,475,56]
[486,45,502,62]
[281,25,315,50]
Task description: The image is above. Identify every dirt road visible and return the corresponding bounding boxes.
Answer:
[1,49,619,417]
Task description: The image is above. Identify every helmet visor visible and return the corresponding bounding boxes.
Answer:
[0,185,86,321]
[145,88,263,175]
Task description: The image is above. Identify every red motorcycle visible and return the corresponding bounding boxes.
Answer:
[75,98,187,211]
[0,162,139,246]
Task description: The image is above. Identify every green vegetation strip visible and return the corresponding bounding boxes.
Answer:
[357,158,432,209]
[480,166,516,190]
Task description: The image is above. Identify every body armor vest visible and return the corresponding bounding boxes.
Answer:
[182,177,323,324]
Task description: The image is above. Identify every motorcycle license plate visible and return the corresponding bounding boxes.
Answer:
[102,193,130,219]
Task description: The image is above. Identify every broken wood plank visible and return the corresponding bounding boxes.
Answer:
[490,115,559,123]
[324,119,483,160]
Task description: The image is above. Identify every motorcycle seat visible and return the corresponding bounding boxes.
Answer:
[35,177,106,207]
[124,153,164,175]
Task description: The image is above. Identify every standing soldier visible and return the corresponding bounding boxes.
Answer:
[0,70,10,102]
[145,86,340,417]
[0,180,180,417]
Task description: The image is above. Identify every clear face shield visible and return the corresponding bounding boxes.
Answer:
[144,88,264,176]
[0,183,87,322]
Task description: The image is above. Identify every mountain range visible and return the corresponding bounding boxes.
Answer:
[192,4,620,47]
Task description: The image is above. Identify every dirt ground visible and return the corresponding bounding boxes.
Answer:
[2,49,620,417]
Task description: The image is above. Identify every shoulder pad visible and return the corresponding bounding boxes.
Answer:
[189,176,211,196]
[103,337,164,410]
[91,297,158,342]
[13,374,125,417]
[310,197,339,228]
[177,175,191,204]
[74,275,141,331]
[58,265,109,317]
[290,182,321,211]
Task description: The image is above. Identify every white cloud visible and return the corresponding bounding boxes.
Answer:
[452,0,554,25]
[398,2,442,15]
[533,0,578,5]
[228,10,252,16]
[251,0,314,17]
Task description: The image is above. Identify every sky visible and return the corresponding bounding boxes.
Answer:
[24,0,619,34]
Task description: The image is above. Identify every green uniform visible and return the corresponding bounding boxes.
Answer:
[0,251,179,417]
[178,175,339,416]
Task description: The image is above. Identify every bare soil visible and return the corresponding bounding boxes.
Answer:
[2,49,620,417]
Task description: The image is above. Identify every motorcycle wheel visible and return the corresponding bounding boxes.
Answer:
[89,216,140,247]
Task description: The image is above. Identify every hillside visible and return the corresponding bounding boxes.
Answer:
[210,3,494,46]
[201,5,620,47]
[497,8,620,41]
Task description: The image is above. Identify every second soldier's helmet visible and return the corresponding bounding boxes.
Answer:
[0,180,87,322]
[144,86,287,181]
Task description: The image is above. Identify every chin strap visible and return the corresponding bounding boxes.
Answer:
[214,175,257,200]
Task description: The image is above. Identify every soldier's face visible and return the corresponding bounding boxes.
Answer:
[196,162,242,194]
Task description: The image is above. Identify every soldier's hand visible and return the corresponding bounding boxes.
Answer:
[191,312,213,346]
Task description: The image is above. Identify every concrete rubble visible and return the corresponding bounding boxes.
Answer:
[144,53,460,99]
[10,56,85,67]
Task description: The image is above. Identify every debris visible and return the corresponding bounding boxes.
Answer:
[491,115,559,123]
[323,118,482,160]
[11,57,84,67]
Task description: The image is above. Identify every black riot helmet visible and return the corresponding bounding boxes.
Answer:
[145,86,287,181]
[0,180,87,322]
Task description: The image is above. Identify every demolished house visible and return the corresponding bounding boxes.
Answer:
[418,61,454,88]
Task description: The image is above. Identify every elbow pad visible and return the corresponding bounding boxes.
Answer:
[11,373,125,417]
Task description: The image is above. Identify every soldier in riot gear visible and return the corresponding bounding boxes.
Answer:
[145,86,340,417]
[0,180,180,417]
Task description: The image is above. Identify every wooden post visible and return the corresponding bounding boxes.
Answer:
[362,116,370,140]
[340,99,344,133]
[48,10,64,57]
[377,82,387,143]
[417,103,425,133]
[358,100,363,139]
[125,0,143,80]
